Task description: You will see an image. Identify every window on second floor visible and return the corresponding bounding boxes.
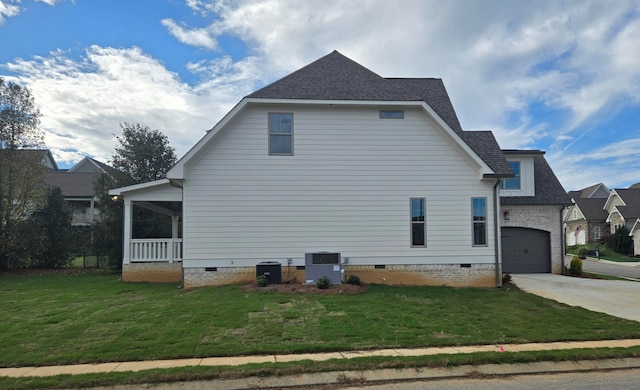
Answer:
[380,110,404,119]
[500,161,521,190]
[572,209,577,220]
[268,113,293,155]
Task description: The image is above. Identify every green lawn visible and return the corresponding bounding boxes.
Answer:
[1,272,639,369]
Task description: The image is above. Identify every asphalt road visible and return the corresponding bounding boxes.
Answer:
[581,257,640,279]
[345,368,640,389]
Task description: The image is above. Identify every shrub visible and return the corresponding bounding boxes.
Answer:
[256,275,268,287]
[502,273,512,284]
[316,276,331,289]
[569,255,583,275]
[347,275,362,286]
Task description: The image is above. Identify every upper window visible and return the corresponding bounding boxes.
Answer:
[380,110,404,119]
[500,161,521,190]
[268,113,293,155]
[472,198,487,246]
[410,198,426,247]
[572,209,577,220]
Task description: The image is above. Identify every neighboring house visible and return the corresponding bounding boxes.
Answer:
[46,155,112,226]
[499,150,571,273]
[564,183,610,246]
[110,51,569,288]
[604,184,640,255]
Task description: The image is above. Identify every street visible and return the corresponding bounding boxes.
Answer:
[343,368,640,389]
[581,257,640,280]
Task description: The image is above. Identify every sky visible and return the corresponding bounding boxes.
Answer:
[1,0,639,191]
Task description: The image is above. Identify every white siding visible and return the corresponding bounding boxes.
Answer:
[500,156,534,197]
[182,104,496,267]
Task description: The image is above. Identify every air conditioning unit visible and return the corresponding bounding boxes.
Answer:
[305,252,343,285]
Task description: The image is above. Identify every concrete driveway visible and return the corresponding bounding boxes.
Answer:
[511,274,640,322]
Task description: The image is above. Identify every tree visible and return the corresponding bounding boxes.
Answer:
[0,77,46,270]
[606,226,633,255]
[93,123,177,268]
[27,187,73,268]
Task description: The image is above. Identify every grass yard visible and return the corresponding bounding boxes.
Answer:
[1,272,640,368]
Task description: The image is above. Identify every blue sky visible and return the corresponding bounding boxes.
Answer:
[1,0,639,191]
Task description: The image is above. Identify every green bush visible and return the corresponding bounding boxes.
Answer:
[316,276,331,289]
[347,275,362,286]
[569,255,583,275]
[256,275,269,287]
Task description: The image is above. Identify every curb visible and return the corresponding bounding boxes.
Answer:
[91,357,640,390]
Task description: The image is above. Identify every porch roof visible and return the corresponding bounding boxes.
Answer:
[109,179,182,202]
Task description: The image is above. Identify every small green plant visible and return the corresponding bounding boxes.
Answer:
[256,275,269,287]
[569,255,583,275]
[316,275,331,289]
[347,274,362,286]
[502,273,512,284]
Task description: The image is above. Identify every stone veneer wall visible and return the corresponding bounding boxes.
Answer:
[122,262,182,283]
[182,263,497,288]
[501,205,564,273]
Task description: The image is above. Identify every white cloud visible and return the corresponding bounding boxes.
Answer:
[0,0,21,25]
[547,138,640,190]
[161,18,218,50]
[4,46,252,166]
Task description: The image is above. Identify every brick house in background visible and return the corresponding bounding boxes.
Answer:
[564,183,610,246]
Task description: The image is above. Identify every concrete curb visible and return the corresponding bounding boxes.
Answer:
[91,357,640,390]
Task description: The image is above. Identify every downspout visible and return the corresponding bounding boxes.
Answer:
[494,179,502,288]
[560,208,565,274]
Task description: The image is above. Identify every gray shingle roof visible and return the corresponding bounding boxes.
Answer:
[501,152,571,206]
[614,189,640,220]
[47,172,99,198]
[248,50,512,176]
[573,198,608,220]
[461,131,512,177]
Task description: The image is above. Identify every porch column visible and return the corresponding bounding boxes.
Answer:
[123,199,132,265]
[170,215,179,263]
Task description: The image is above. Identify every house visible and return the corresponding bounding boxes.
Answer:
[109,51,569,288]
[46,156,113,226]
[564,183,610,246]
[604,183,640,255]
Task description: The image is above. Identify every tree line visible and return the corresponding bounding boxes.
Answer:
[0,77,176,271]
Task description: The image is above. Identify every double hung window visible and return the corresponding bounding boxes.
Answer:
[269,113,293,155]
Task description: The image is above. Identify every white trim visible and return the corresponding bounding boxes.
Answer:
[630,218,640,235]
[166,98,495,180]
[603,189,625,212]
[109,179,170,196]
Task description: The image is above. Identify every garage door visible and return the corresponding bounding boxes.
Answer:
[501,227,551,273]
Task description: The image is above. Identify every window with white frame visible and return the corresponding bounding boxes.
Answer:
[500,161,521,190]
[268,113,293,155]
[472,197,487,246]
[593,226,601,240]
[410,198,426,247]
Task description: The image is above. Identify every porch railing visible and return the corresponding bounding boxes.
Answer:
[130,239,182,262]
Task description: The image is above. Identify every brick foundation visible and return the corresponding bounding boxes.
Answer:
[183,263,497,288]
[122,262,182,283]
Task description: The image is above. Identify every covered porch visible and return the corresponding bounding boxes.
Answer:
[109,179,183,265]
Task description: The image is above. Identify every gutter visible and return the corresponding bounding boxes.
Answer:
[494,179,502,288]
